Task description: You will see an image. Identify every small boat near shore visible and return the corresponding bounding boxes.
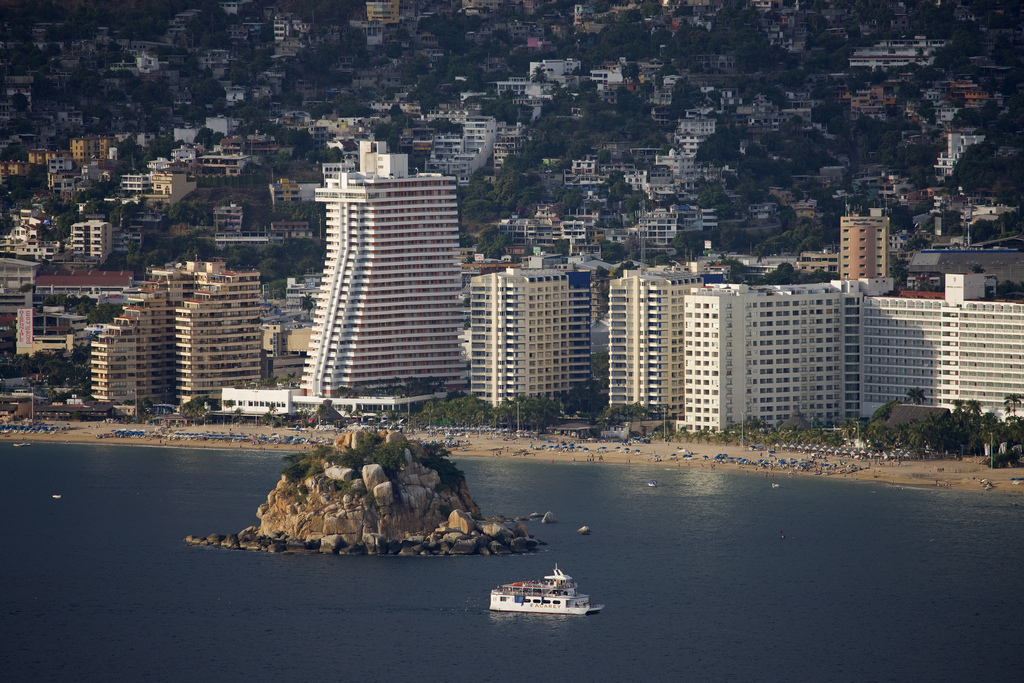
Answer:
[490,566,603,615]
[648,479,658,487]
[13,442,31,447]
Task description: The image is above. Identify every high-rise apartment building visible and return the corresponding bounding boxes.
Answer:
[840,209,889,280]
[678,284,848,430]
[608,271,1024,428]
[470,268,591,406]
[608,271,703,413]
[92,261,260,406]
[92,287,180,405]
[176,261,262,402]
[303,141,465,397]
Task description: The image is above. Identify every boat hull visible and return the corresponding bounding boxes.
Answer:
[489,601,602,616]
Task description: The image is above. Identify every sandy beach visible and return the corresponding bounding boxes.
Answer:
[4,421,1023,496]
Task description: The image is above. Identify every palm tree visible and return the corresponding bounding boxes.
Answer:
[905,387,926,405]
[1003,393,1022,418]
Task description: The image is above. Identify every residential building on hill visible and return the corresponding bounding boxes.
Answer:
[935,132,984,177]
[302,141,465,397]
[840,209,889,280]
[71,220,114,262]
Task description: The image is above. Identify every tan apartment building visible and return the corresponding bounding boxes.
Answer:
[840,209,889,279]
[71,219,113,262]
[796,250,839,274]
[176,261,262,402]
[92,287,181,405]
[608,271,703,415]
[92,261,260,406]
[470,268,591,406]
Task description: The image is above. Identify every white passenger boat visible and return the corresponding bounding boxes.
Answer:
[489,566,603,615]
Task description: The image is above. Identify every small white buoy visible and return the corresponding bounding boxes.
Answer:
[577,526,590,535]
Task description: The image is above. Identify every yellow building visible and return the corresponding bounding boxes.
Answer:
[92,287,181,405]
[366,0,400,24]
[470,268,591,406]
[71,136,116,164]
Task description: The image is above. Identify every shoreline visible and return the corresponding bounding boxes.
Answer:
[4,421,1023,496]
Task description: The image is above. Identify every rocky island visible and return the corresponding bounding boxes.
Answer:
[185,429,543,556]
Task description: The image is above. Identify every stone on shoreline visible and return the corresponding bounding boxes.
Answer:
[541,511,558,524]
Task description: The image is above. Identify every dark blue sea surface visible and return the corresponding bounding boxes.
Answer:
[1,444,1022,682]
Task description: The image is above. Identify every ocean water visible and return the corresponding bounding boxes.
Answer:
[1,444,1022,682]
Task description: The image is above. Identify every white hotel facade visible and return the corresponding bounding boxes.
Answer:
[300,141,466,397]
[610,272,1024,429]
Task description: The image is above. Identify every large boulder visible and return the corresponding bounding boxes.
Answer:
[373,481,395,507]
[419,470,441,489]
[362,464,388,491]
[363,533,387,555]
[325,466,356,481]
[385,431,407,444]
[450,539,478,555]
[541,511,558,524]
[447,509,475,534]
[510,537,531,553]
[320,535,345,554]
[481,522,514,542]
[513,521,530,538]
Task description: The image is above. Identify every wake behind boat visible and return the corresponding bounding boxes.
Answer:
[490,566,603,615]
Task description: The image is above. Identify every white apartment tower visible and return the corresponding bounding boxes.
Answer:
[608,271,704,413]
[679,284,847,431]
[470,268,591,406]
[303,141,465,397]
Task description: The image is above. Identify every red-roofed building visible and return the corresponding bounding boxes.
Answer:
[35,271,135,300]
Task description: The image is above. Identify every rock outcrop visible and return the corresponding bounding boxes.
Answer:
[187,429,544,557]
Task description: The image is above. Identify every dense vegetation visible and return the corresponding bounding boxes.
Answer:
[280,436,466,491]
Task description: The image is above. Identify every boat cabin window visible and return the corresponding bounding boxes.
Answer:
[553,601,560,605]
[499,597,507,602]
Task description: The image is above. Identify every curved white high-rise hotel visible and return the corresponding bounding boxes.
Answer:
[302,141,466,397]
